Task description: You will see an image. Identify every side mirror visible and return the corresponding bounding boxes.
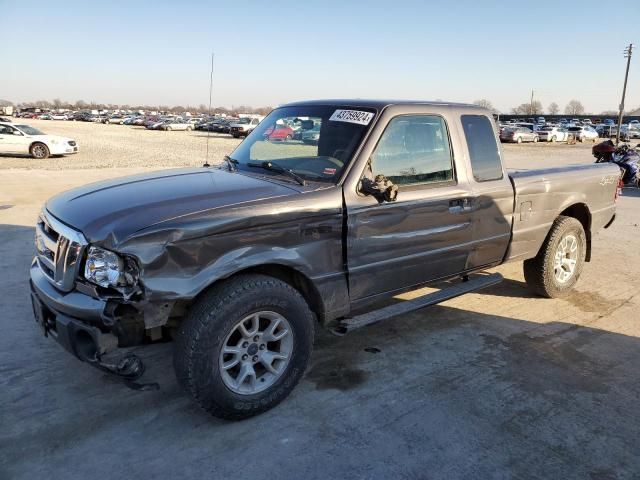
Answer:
[300,120,314,130]
[360,174,398,202]
[13,131,23,136]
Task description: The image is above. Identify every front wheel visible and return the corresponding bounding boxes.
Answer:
[523,216,586,298]
[30,142,50,159]
[551,136,557,142]
[174,274,315,420]
[533,136,539,143]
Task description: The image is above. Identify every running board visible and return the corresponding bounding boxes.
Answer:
[330,273,503,336]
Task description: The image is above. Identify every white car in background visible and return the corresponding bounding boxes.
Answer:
[0,122,78,159]
[567,125,599,142]
[50,113,69,120]
[537,126,569,142]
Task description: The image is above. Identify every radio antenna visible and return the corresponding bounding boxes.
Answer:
[204,51,214,167]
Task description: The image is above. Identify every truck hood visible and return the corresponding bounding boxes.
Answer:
[46,167,299,245]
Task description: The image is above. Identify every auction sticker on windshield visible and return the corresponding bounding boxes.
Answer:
[329,109,375,126]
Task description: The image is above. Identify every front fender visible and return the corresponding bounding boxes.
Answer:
[119,212,348,317]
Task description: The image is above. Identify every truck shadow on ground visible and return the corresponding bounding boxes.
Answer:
[476,277,536,299]
[2,222,639,478]
[620,187,640,198]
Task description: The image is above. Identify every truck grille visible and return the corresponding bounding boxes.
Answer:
[35,211,87,292]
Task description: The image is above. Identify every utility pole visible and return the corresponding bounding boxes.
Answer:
[530,90,535,116]
[616,44,633,145]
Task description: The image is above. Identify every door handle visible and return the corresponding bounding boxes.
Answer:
[449,198,474,214]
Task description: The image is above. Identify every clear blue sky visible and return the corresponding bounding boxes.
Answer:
[3,0,639,113]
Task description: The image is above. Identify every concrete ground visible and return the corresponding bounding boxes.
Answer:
[1,140,639,479]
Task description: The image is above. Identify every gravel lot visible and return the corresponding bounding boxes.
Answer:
[0,118,241,170]
[0,117,604,170]
[1,121,639,479]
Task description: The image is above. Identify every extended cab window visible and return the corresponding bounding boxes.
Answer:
[370,115,453,185]
[461,115,503,182]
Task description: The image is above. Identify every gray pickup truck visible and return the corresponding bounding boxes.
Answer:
[30,100,619,419]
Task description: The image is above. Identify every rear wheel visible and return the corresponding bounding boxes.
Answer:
[174,274,315,420]
[30,142,50,159]
[524,216,586,298]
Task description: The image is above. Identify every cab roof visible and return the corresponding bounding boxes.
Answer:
[280,99,482,110]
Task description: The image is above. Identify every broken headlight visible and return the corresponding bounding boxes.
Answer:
[84,246,137,288]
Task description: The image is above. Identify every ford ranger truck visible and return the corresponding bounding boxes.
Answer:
[30,100,619,419]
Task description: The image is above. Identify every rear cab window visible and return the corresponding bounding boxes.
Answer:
[461,115,503,182]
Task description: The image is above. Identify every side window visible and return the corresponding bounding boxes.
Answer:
[461,115,503,182]
[0,125,11,134]
[370,115,454,185]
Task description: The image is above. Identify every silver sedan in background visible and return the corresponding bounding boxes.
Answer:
[500,127,539,143]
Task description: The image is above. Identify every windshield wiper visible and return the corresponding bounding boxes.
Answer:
[224,155,239,172]
[247,161,306,186]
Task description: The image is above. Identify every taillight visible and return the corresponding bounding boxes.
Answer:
[615,177,623,201]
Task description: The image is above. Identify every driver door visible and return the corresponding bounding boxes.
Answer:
[345,114,475,301]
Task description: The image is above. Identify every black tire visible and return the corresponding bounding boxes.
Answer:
[523,216,586,298]
[174,274,315,420]
[30,142,50,159]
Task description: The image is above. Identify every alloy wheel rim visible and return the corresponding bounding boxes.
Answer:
[553,234,579,284]
[34,146,46,158]
[219,311,293,395]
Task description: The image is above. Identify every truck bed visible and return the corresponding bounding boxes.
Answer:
[505,162,619,262]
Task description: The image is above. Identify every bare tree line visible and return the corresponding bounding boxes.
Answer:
[473,98,637,116]
[2,98,273,116]
[3,97,637,117]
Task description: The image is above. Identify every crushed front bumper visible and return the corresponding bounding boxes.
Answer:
[30,259,118,360]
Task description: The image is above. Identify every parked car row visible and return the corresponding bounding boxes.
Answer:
[499,121,602,144]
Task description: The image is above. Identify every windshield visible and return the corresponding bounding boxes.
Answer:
[16,125,45,135]
[228,105,376,183]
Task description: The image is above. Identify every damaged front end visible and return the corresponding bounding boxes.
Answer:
[30,211,179,386]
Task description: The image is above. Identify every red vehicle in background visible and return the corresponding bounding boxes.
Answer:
[263,124,294,141]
